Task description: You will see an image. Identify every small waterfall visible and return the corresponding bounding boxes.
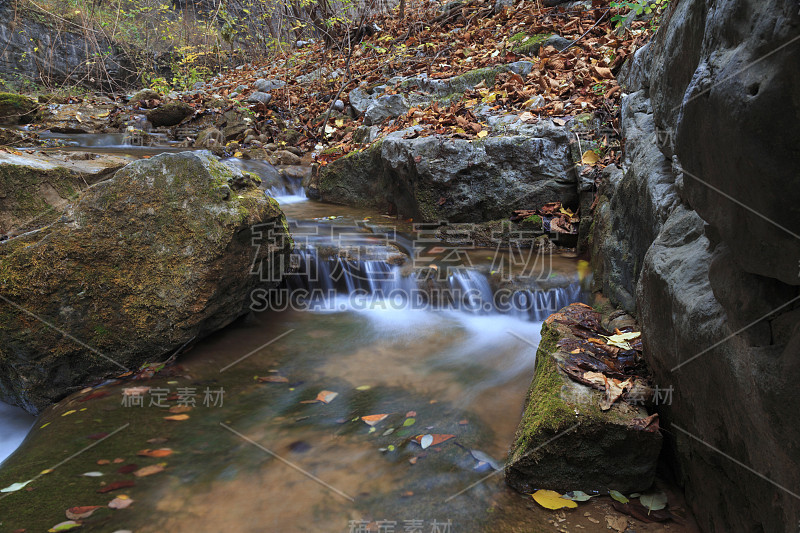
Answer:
[224,158,306,203]
[281,247,584,320]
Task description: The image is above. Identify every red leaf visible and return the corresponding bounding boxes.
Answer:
[97,480,135,493]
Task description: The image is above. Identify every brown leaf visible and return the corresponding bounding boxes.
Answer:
[66,506,102,520]
[137,448,173,458]
[97,480,135,493]
[133,465,164,477]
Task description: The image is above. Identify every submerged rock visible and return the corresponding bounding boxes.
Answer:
[505,303,662,493]
[0,151,292,413]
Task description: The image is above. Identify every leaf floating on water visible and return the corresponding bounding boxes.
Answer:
[402,418,416,427]
[563,490,595,502]
[137,448,173,458]
[257,375,289,383]
[168,405,192,414]
[315,390,339,404]
[355,385,371,391]
[609,490,629,503]
[163,414,189,421]
[1,480,32,492]
[415,434,454,449]
[66,505,102,520]
[639,491,668,511]
[108,495,134,509]
[133,465,164,477]
[469,450,501,471]
[48,520,81,532]
[361,414,389,426]
[81,471,104,477]
[62,410,77,417]
[531,489,578,510]
[420,434,434,449]
[97,481,135,493]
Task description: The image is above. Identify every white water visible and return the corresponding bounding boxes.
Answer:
[0,402,34,466]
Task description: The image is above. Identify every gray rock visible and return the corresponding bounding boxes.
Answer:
[247,91,272,105]
[316,122,576,222]
[592,0,800,530]
[274,149,301,166]
[348,86,375,115]
[364,94,409,126]
[0,152,290,413]
[333,99,345,112]
[254,78,286,92]
[146,101,194,127]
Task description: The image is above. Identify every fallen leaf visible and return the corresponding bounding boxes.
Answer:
[97,480,135,493]
[108,495,134,509]
[133,465,164,477]
[168,405,193,414]
[61,410,76,417]
[315,390,339,404]
[531,489,578,510]
[163,414,189,421]
[137,448,173,458]
[563,490,595,501]
[402,418,416,427]
[66,506,101,520]
[1,480,32,492]
[609,490,629,503]
[415,434,454,449]
[81,472,103,477]
[116,464,138,474]
[48,521,81,532]
[639,491,668,511]
[581,150,600,165]
[257,375,289,383]
[96,460,110,465]
[361,414,389,426]
[476,130,488,138]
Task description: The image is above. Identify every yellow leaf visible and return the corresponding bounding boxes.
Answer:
[531,489,578,510]
[581,150,600,166]
[335,119,344,128]
[602,331,641,350]
[233,151,243,158]
[476,130,488,139]
[163,414,189,421]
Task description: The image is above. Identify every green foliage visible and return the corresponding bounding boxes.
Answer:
[610,0,670,28]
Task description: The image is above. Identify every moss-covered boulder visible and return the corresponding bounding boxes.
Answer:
[0,151,132,237]
[0,151,292,413]
[146,101,194,127]
[0,93,38,125]
[505,303,662,494]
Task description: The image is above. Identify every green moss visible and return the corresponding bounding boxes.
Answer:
[510,33,551,56]
[513,322,575,452]
[521,214,542,231]
[0,92,39,124]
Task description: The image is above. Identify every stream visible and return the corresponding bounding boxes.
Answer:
[0,138,604,532]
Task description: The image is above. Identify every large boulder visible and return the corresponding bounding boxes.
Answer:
[146,101,194,127]
[0,151,132,238]
[316,120,577,222]
[0,151,291,413]
[591,0,800,530]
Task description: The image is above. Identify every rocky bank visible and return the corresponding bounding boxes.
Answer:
[591,0,800,530]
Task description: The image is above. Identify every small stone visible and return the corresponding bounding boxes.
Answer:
[247,92,272,105]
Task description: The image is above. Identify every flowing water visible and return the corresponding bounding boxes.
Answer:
[2,144,679,532]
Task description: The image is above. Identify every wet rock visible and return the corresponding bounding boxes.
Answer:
[274,150,301,166]
[0,127,39,147]
[0,93,38,125]
[41,102,117,134]
[0,151,132,236]
[195,127,224,151]
[317,120,576,222]
[247,91,272,105]
[0,152,292,413]
[505,304,661,494]
[146,101,194,127]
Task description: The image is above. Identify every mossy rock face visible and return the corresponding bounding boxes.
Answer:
[0,93,39,125]
[129,89,161,105]
[316,141,386,208]
[146,101,194,127]
[504,304,662,493]
[0,151,131,237]
[0,151,292,413]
